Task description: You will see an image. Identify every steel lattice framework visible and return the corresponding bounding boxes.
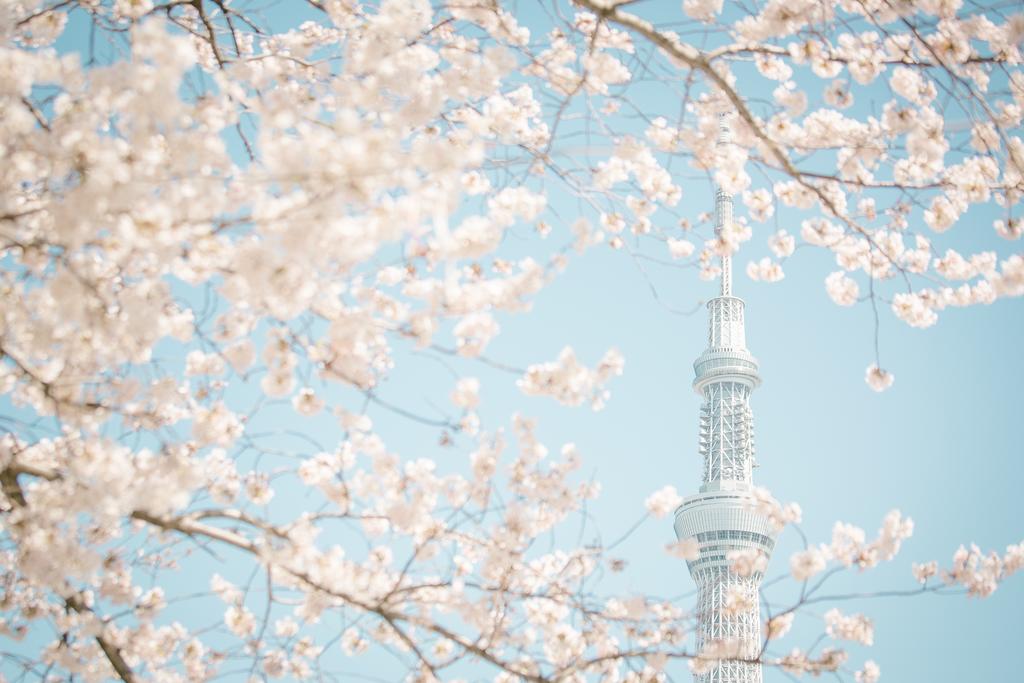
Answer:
[674,114,776,683]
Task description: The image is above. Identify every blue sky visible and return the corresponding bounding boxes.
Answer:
[7,2,1022,682]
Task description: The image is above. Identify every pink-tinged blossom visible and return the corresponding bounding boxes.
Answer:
[135,587,166,621]
[644,485,683,518]
[994,218,1023,240]
[768,229,796,258]
[790,546,829,581]
[855,660,881,683]
[666,538,700,560]
[824,79,854,108]
[262,650,288,678]
[683,0,724,22]
[580,51,631,95]
[775,646,849,676]
[801,217,843,246]
[872,510,915,564]
[830,522,867,566]
[668,238,695,259]
[601,212,626,234]
[185,350,225,377]
[707,219,753,258]
[646,117,680,152]
[16,9,67,46]
[223,340,256,373]
[933,249,996,281]
[766,612,795,640]
[293,388,325,417]
[890,67,936,105]
[596,138,681,205]
[192,402,243,447]
[824,608,874,646]
[571,217,604,252]
[992,255,1024,297]
[774,83,808,117]
[450,377,481,409]
[340,627,369,655]
[224,605,256,637]
[723,584,756,616]
[714,141,752,195]
[826,271,859,306]
[970,122,999,152]
[1005,542,1024,576]
[891,293,938,328]
[942,544,1004,597]
[757,53,793,81]
[913,560,939,584]
[729,548,769,577]
[260,370,295,398]
[116,0,155,19]
[743,188,775,222]
[747,257,785,282]
[746,486,802,531]
[865,364,895,392]
[517,347,624,410]
[245,472,275,505]
[691,638,748,675]
[204,451,241,503]
[453,312,500,357]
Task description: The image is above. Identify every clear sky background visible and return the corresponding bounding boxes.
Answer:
[16,2,1023,682]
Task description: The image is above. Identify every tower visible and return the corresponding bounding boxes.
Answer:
[674,113,776,683]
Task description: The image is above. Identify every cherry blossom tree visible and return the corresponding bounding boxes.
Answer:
[1,0,1022,681]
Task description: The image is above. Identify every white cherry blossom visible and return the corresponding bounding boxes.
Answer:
[645,485,683,518]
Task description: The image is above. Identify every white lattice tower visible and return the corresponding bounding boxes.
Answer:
[674,112,776,683]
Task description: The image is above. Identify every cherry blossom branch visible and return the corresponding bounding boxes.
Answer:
[1,467,137,683]
[574,0,919,275]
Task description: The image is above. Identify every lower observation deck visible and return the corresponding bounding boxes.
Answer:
[674,489,777,574]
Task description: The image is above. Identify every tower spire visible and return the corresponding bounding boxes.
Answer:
[673,110,775,683]
[716,112,734,298]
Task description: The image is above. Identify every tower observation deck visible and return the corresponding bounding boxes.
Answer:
[674,113,776,683]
